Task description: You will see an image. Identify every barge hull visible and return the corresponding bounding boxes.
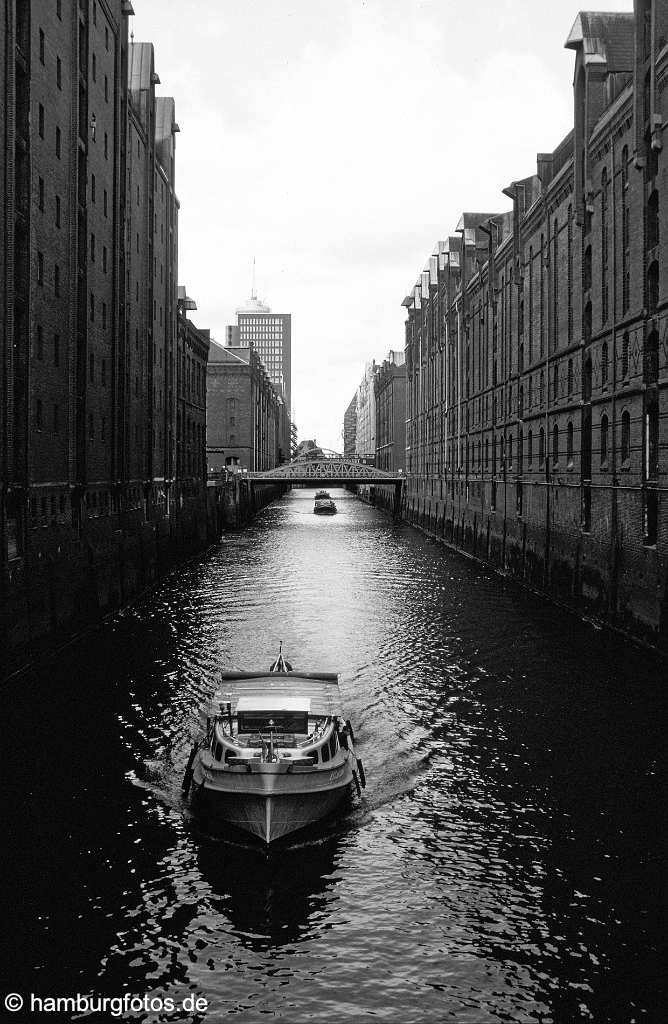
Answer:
[197,784,350,842]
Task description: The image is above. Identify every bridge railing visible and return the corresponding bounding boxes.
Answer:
[292,451,376,466]
[248,459,404,483]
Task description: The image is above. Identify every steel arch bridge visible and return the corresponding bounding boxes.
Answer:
[249,458,402,485]
[249,454,404,511]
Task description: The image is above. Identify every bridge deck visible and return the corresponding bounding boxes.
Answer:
[249,458,403,484]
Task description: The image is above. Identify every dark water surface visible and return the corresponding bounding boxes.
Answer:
[2,489,666,1023]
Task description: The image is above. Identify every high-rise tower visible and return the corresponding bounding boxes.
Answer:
[235,294,291,415]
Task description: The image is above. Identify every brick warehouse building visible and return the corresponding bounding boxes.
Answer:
[398,3,668,647]
[343,393,357,457]
[374,350,406,474]
[206,339,282,474]
[176,287,210,489]
[355,360,378,459]
[0,3,211,670]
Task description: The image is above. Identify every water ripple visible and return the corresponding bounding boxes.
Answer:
[2,487,667,1023]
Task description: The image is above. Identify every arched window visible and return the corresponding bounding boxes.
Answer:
[552,423,559,465]
[600,414,609,468]
[622,332,630,378]
[648,261,659,313]
[583,300,592,343]
[539,370,544,405]
[645,329,659,385]
[568,357,574,394]
[601,342,609,386]
[583,356,592,402]
[518,428,524,474]
[647,190,659,249]
[539,427,545,467]
[528,429,533,467]
[621,410,631,465]
[583,246,592,291]
[507,433,513,470]
[553,363,559,401]
[567,421,574,467]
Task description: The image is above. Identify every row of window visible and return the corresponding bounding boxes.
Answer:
[416,181,660,378]
[39,25,110,99]
[27,484,186,528]
[240,318,285,326]
[36,253,60,294]
[413,323,652,430]
[90,175,110,215]
[37,103,109,158]
[29,491,67,521]
[32,401,107,442]
[458,412,635,474]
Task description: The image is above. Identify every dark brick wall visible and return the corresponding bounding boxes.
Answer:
[398,16,668,649]
[207,363,254,470]
[1,12,215,672]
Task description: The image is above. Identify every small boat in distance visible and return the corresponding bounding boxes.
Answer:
[183,646,366,843]
[314,490,337,514]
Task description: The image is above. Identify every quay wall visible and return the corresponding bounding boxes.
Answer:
[0,479,283,680]
[359,480,668,652]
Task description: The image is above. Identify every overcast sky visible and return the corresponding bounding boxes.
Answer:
[131,0,632,452]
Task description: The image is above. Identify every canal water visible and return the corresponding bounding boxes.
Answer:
[2,488,666,1023]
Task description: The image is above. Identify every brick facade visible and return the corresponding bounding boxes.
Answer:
[206,341,282,473]
[0,3,211,671]
[355,361,378,458]
[374,351,406,473]
[176,291,209,485]
[343,393,357,457]
[400,4,668,647]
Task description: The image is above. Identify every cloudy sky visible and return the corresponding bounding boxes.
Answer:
[131,0,632,451]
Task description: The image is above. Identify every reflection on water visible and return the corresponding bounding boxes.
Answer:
[195,833,344,951]
[2,488,666,1022]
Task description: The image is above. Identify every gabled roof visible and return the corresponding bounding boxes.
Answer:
[128,42,155,129]
[565,12,634,71]
[129,41,154,94]
[455,212,505,232]
[208,339,249,365]
[155,96,177,178]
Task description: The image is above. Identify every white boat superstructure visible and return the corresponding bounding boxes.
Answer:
[183,660,365,843]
